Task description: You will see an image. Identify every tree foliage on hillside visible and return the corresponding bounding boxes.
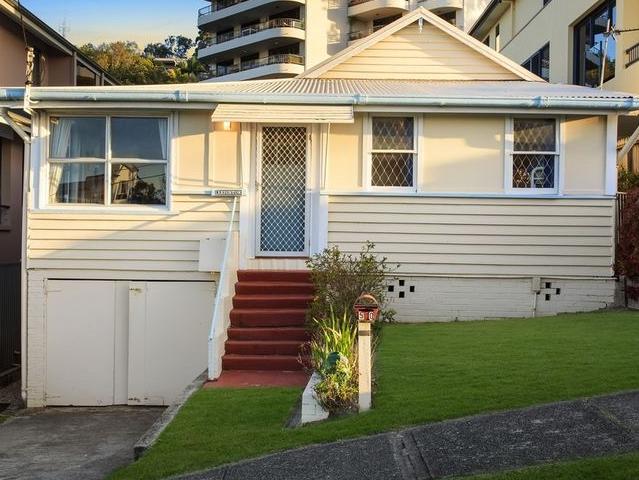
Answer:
[80,36,205,85]
[144,35,194,59]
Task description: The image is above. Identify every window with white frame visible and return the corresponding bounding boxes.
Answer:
[48,116,168,206]
[368,116,416,189]
[509,118,559,192]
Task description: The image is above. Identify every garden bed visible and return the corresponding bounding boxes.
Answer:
[110,310,639,480]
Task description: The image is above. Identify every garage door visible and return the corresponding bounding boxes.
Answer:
[45,280,214,406]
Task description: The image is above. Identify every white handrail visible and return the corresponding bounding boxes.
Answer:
[208,196,238,379]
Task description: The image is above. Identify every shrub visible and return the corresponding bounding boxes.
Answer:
[309,310,358,413]
[306,242,397,326]
[616,187,639,299]
[618,168,639,193]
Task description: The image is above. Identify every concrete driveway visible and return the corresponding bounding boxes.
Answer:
[0,406,163,480]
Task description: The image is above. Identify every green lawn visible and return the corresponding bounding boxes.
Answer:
[465,452,639,480]
[111,310,639,480]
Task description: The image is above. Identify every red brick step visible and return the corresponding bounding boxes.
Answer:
[222,354,305,371]
[230,308,306,327]
[225,340,303,356]
[232,294,313,309]
[227,327,310,341]
[237,270,311,283]
[235,281,315,295]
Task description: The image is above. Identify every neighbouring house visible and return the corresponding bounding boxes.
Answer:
[0,8,637,407]
[0,0,115,387]
[469,0,639,173]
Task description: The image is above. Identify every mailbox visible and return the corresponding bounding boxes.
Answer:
[353,293,380,323]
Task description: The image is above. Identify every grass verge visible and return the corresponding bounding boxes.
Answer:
[111,310,639,479]
[465,452,639,480]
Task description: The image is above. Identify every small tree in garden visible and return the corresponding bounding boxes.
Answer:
[305,242,397,327]
[616,187,639,299]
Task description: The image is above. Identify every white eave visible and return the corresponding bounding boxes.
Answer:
[212,104,354,123]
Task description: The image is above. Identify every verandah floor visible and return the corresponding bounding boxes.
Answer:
[110,310,639,480]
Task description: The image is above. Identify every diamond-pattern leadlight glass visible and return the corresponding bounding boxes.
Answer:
[259,127,307,253]
[371,117,414,187]
[512,118,557,189]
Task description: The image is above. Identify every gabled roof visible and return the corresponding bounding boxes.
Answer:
[300,7,541,82]
[0,0,118,85]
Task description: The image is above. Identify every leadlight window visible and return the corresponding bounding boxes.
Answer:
[369,116,416,189]
[48,116,168,206]
[510,118,559,192]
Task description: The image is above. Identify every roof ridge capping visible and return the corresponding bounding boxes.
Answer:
[298,6,543,82]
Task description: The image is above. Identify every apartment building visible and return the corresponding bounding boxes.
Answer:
[197,0,490,82]
[469,0,639,171]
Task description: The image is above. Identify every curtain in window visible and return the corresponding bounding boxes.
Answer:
[158,118,168,160]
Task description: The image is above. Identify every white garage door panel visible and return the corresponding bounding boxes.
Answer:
[128,282,214,406]
[45,281,120,406]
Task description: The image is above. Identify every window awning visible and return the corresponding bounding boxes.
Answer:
[211,104,354,123]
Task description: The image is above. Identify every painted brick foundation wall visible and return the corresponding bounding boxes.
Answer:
[26,271,46,407]
[387,277,616,322]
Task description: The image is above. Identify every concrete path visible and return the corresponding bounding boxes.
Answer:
[0,406,163,480]
[174,391,639,480]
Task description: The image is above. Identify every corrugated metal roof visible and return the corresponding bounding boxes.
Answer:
[27,79,639,100]
[2,79,638,111]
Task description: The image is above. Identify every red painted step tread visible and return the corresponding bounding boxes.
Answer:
[222,354,306,371]
[227,327,310,341]
[237,270,312,283]
[225,340,304,355]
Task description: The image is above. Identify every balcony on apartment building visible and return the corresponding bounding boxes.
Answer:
[347,0,409,21]
[200,53,305,81]
[198,17,305,62]
[198,0,305,31]
[417,0,463,13]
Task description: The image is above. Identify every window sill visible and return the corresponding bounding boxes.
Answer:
[320,190,613,200]
[30,207,179,216]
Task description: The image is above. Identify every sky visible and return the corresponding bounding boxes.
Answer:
[21,0,204,48]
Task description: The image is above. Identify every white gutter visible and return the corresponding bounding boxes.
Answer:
[1,88,638,112]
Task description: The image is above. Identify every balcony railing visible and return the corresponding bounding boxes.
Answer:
[627,42,639,68]
[349,23,387,40]
[205,18,304,46]
[348,0,374,5]
[203,54,304,79]
[198,0,250,16]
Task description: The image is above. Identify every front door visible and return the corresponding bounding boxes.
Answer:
[256,126,309,257]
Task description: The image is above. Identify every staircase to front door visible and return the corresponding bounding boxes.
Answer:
[221,270,313,373]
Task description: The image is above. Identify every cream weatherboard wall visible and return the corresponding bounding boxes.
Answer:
[318,23,522,80]
[326,113,607,194]
[25,111,240,407]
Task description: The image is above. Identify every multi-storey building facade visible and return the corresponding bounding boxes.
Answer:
[197,0,490,82]
[469,0,639,171]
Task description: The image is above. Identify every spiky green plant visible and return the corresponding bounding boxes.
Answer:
[308,309,359,413]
